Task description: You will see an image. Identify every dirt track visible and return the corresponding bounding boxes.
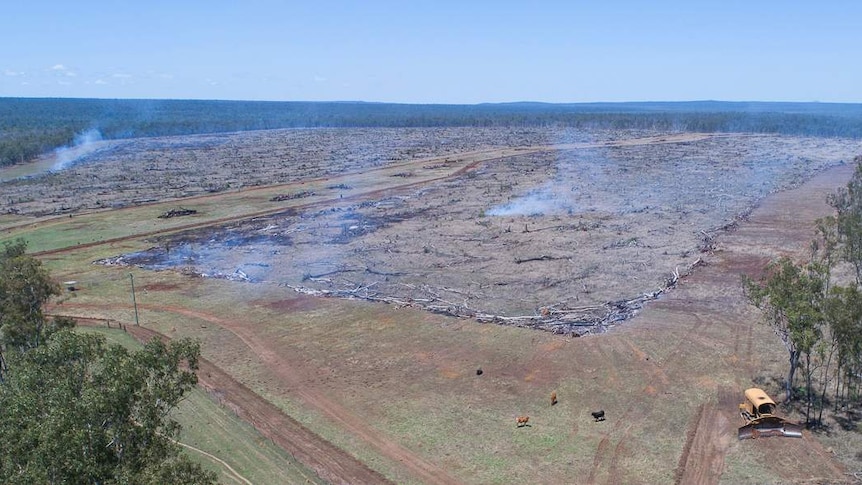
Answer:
[58,303,463,484]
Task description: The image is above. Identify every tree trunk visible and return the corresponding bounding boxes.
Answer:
[804,352,812,425]
[834,358,843,411]
[818,345,835,423]
[786,349,799,402]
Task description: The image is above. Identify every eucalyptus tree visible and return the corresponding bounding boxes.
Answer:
[744,257,826,407]
[0,239,215,484]
[0,331,215,484]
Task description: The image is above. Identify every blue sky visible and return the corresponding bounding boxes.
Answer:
[2,1,860,103]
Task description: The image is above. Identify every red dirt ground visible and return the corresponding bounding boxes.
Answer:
[29,133,860,483]
[53,164,857,484]
[638,164,857,485]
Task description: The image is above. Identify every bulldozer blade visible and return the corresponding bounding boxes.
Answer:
[738,416,803,440]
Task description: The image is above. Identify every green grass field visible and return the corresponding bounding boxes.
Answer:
[79,326,326,485]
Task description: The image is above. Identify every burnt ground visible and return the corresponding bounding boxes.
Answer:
[81,130,862,330]
[13,127,862,484]
[2,127,608,215]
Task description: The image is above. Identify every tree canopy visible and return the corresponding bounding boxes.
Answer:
[745,157,862,426]
[0,239,215,484]
[744,257,826,403]
[0,239,72,357]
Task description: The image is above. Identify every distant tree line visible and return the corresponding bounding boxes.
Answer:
[3,97,862,168]
[745,156,862,427]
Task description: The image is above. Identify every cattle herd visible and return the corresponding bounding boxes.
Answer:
[514,391,605,427]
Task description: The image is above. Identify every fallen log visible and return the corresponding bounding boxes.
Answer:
[270,191,315,202]
[515,255,563,264]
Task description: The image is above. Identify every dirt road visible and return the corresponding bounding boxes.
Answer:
[56,305,462,485]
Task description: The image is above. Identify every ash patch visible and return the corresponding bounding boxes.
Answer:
[330,202,432,244]
[98,244,275,282]
[97,196,433,281]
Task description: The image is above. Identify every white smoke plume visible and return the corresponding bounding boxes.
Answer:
[486,184,579,217]
[487,139,610,217]
[51,128,104,171]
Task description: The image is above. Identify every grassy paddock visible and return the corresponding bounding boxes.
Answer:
[58,267,789,484]
[78,326,325,485]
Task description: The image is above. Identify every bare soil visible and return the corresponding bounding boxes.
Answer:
[10,127,862,484]
[88,131,862,327]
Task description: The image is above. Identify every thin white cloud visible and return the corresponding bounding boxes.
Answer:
[145,70,173,80]
[112,73,132,79]
[313,75,327,82]
[49,64,76,77]
[94,79,108,85]
[4,69,23,76]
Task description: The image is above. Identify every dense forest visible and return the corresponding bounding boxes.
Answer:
[2,97,862,167]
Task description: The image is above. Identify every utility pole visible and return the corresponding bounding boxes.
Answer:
[129,273,140,326]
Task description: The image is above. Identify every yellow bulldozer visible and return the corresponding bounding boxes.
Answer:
[738,388,803,440]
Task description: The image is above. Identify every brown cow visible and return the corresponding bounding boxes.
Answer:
[516,416,530,427]
[551,391,558,406]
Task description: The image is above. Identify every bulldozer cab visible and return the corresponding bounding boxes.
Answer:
[737,388,802,440]
[742,388,776,417]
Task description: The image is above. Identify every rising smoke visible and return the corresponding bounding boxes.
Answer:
[487,143,612,217]
[486,184,579,217]
[51,128,104,171]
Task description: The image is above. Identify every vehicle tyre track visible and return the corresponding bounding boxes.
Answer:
[56,304,462,485]
[586,314,708,484]
[56,314,392,485]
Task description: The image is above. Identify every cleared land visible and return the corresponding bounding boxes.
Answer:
[3,127,862,484]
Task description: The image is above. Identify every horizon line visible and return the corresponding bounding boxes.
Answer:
[2,96,860,107]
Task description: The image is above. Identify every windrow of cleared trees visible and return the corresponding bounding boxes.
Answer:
[0,239,215,484]
[745,156,862,427]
